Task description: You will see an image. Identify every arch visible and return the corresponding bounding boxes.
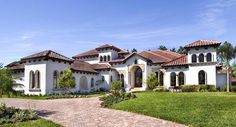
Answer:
[199,70,206,84]
[178,72,185,86]
[100,56,103,62]
[134,67,142,87]
[199,53,204,62]
[35,70,40,88]
[91,78,94,88]
[29,71,35,89]
[192,54,197,63]
[107,55,111,61]
[53,71,59,88]
[159,71,164,86]
[103,56,107,62]
[80,76,88,90]
[206,53,212,62]
[170,72,176,86]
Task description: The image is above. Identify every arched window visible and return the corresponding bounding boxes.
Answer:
[107,55,110,61]
[159,71,164,86]
[134,59,138,64]
[35,70,40,88]
[192,54,197,63]
[199,70,206,84]
[53,71,59,88]
[91,78,94,87]
[103,56,107,62]
[155,72,159,81]
[206,53,212,62]
[170,72,176,86]
[102,76,105,82]
[199,53,204,62]
[100,56,103,62]
[80,76,88,90]
[110,76,113,82]
[121,74,124,87]
[178,72,185,86]
[29,71,35,89]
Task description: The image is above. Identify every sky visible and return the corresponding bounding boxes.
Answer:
[0,0,236,65]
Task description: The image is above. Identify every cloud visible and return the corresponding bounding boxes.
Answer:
[197,0,236,36]
[19,31,41,41]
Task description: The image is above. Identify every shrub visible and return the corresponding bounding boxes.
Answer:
[100,91,136,108]
[221,85,236,92]
[0,103,37,125]
[146,73,159,90]
[111,81,122,96]
[153,86,166,92]
[180,85,200,92]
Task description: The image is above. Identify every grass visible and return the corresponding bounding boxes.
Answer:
[1,91,107,100]
[0,119,61,127]
[112,92,236,127]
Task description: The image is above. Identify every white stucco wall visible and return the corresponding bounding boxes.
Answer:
[187,47,217,63]
[80,57,99,64]
[12,71,25,91]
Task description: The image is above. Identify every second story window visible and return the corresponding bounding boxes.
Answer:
[104,56,107,62]
[199,53,204,62]
[192,54,197,63]
[100,56,103,62]
[206,53,212,62]
[134,59,138,64]
[107,55,110,61]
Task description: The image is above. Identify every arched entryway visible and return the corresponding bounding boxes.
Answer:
[80,76,88,91]
[134,66,143,87]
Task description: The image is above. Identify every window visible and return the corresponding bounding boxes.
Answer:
[134,59,138,64]
[206,53,212,62]
[91,78,94,87]
[159,71,164,86]
[170,72,176,86]
[80,76,88,90]
[155,72,159,81]
[100,56,103,62]
[29,71,35,89]
[199,53,204,62]
[178,72,185,86]
[35,70,40,88]
[192,54,197,63]
[110,76,113,82]
[121,74,124,87]
[199,70,206,84]
[107,55,111,61]
[103,56,106,62]
[102,76,105,82]
[53,71,59,88]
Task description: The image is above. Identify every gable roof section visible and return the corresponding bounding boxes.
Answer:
[184,40,221,48]
[139,50,182,64]
[21,50,73,63]
[71,60,98,73]
[162,55,188,67]
[109,53,151,63]
[6,61,25,70]
[73,44,129,59]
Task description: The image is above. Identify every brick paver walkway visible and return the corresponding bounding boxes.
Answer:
[0,97,186,127]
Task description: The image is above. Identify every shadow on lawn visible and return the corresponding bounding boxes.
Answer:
[36,110,57,117]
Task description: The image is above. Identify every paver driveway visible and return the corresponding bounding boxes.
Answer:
[0,97,185,127]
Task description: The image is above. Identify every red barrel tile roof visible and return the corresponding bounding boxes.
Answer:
[184,40,220,48]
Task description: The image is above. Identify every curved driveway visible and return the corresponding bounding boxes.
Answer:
[0,97,185,127]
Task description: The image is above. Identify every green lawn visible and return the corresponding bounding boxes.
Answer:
[112,92,236,127]
[0,119,61,127]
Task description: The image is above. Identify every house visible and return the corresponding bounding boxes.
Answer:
[7,40,227,95]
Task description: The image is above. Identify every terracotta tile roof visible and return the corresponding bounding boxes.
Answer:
[109,53,150,63]
[6,61,25,70]
[21,50,73,62]
[91,63,112,70]
[71,60,98,73]
[162,55,188,67]
[184,40,221,48]
[138,50,182,64]
[73,44,129,59]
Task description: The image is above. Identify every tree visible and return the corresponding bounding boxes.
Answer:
[170,48,176,52]
[146,73,159,90]
[0,68,14,97]
[217,41,236,92]
[58,68,76,92]
[0,63,3,68]
[232,63,236,77]
[158,45,167,50]
[177,46,186,54]
[131,48,137,53]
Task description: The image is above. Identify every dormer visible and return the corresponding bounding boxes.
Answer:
[184,40,221,64]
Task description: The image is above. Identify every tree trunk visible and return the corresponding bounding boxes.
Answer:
[226,65,230,92]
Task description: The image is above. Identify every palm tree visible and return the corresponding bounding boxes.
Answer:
[232,63,236,77]
[217,41,236,92]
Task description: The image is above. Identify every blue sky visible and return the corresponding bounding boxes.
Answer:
[1,0,236,65]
